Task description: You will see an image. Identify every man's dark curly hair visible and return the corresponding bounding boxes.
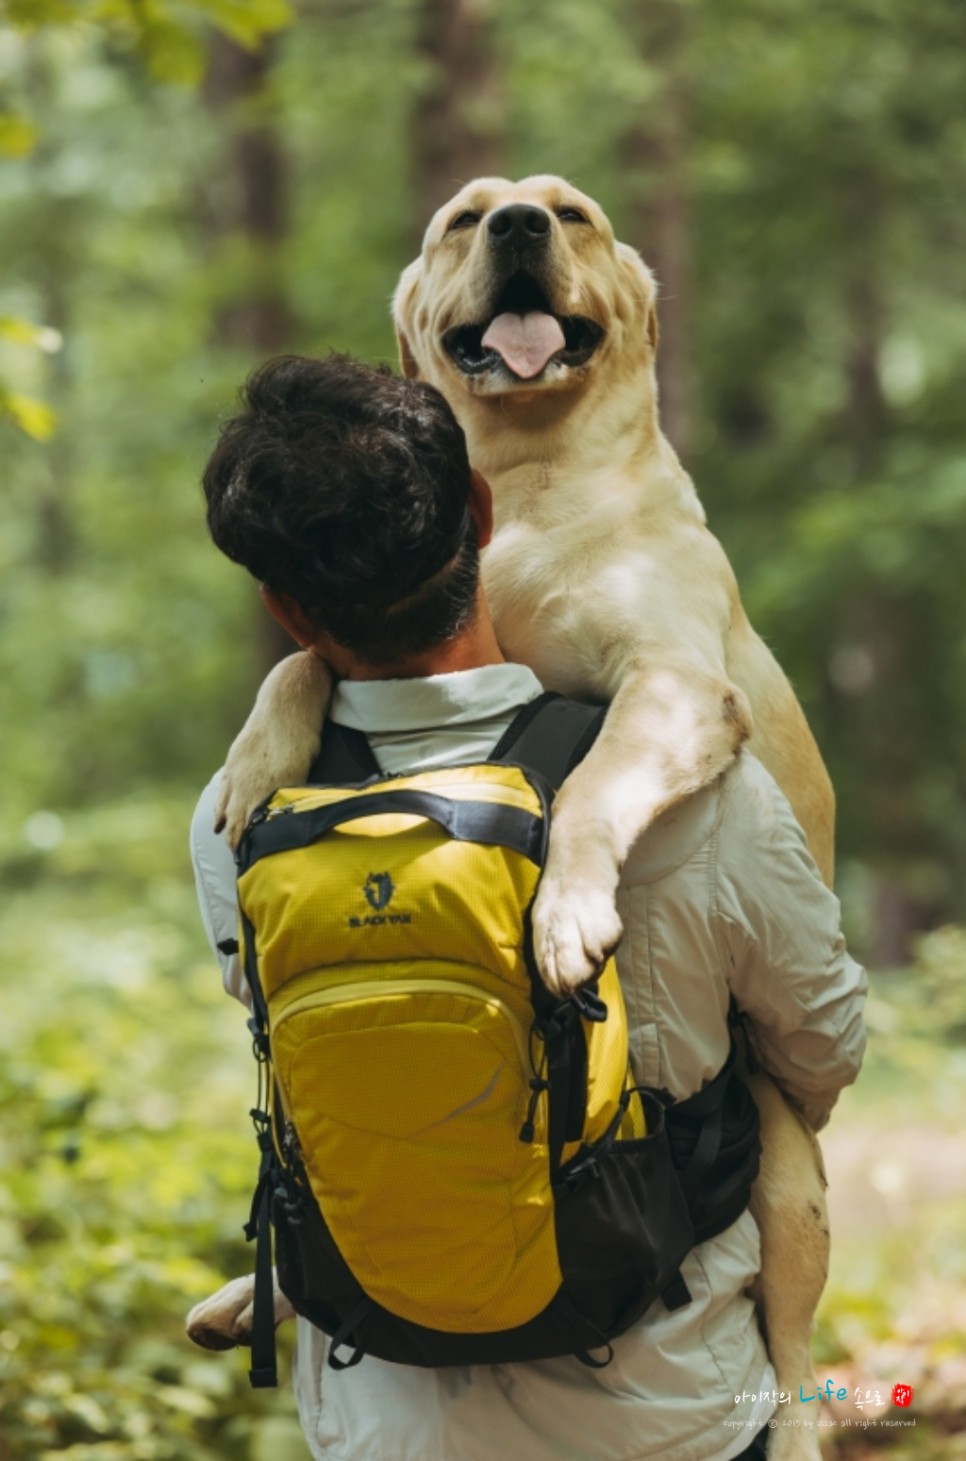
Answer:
[202,353,479,665]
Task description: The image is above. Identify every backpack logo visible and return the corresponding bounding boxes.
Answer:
[349,871,411,928]
[363,871,395,911]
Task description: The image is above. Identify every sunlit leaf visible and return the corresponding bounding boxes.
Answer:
[0,113,38,156]
[194,0,295,47]
[0,318,64,352]
[2,392,58,440]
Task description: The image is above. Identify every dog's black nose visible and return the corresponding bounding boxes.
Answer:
[487,204,551,248]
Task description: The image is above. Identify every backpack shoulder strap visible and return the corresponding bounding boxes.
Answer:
[308,719,382,785]
[489,691,606,792]
[309,691,606,790]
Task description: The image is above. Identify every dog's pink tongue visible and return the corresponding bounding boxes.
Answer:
[481,311,565,379]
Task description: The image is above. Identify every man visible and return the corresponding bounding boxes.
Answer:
[191,353,866,1461]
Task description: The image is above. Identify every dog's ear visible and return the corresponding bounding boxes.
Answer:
[616,243,658,357]
[392,260,422,380]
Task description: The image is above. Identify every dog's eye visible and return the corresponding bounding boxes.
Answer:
[556,207,588,224]
[447,211,481,233]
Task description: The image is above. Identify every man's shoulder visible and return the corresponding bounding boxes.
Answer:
[717,751,813,861]
[619,751,789,888]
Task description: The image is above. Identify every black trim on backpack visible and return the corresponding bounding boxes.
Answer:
[238,788,548,872]
[489,692,607,792]
[656,1040,761,1246]
[238,903,288,1390]
[307,720,383,784]
[247,1134,278,1388]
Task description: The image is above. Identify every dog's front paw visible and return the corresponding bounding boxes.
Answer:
[531,878,624,997]
[215,652,332,848]
[215,725,318,850]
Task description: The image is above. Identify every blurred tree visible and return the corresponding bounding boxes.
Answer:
[203,32,294,354]
[203,29,297,668]
[412,0,505,235]
[0,0,963,928]
[621,0,693,460]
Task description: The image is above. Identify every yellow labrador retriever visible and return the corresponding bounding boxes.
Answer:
[193,177,834,1458]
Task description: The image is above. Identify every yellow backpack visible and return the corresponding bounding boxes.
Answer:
[235,693,695,1385]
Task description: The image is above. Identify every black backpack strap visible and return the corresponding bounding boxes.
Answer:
[659,1039,762,1245]
[489,691,606,792]
[307,719,382,785]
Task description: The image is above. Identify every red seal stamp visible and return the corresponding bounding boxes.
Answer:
[892,1384,914,1408]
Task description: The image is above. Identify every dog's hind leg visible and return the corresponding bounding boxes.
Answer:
[746,1073,829,1461]
[186,1270,295,1351]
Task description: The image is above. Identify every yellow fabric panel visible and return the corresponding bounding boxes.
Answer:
[271,972,561,1332]
[240,827,541,1005]
[555,958,641,1163]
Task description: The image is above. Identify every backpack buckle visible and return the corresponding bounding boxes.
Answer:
[556,1153,601,1195]
[247,1017,270,1061]
[571,983,608,1024]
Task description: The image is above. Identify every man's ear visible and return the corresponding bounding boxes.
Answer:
[468,469,493,549]
[259,585,319,650]
[392,259,422,380]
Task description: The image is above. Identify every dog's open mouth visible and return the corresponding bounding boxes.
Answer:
[443,272,603,381]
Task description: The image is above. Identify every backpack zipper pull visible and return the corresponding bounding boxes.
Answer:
[519,1076,550,1143]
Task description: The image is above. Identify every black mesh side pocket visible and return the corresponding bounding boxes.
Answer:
[552,1091,695,1338]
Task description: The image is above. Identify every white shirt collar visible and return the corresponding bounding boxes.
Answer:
[329,663,543,733]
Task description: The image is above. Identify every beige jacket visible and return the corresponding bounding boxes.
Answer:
[192,662,866,1461]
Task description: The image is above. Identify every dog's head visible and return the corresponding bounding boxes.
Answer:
[393,176,658,415]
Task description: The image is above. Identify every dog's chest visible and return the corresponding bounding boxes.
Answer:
[483,523,619,697]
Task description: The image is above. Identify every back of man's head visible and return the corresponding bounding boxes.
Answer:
[202,354,479,665]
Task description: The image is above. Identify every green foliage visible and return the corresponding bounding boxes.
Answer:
[0,800,303,1458]
[0,317,61,437]
[814,932,966,1456]
[1,0,963,930]
[0,2,964,1447]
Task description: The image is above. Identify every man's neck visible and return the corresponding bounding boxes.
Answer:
[339,618,504,682]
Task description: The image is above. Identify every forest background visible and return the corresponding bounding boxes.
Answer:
[1,0,965,1457]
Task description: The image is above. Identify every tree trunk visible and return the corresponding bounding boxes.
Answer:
[27,41,75,573]
[203,30,295,668]
[203,32,294,353]
[621,0,693,461]
[411,0,505,241]
[843,180,887,480]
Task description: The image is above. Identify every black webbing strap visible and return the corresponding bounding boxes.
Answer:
[327,1297,375,1371]
[308,720,382,784]
[247,1140,278,1388]
[305,691,606,795]
[660,1039,761,1245]
[543,1003,582,1173]
[661,1272,693,1311]
[239,788,546,869]
[665,1046,735,1203]
[489,691,607,792]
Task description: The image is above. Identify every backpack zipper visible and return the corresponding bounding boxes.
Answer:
[272,977,532,1075]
